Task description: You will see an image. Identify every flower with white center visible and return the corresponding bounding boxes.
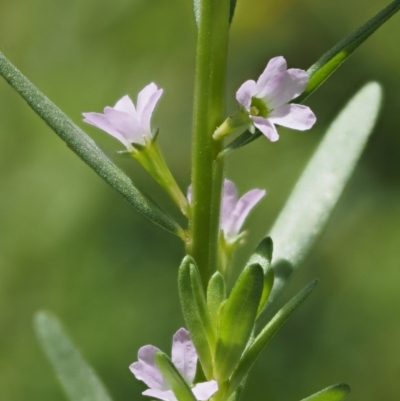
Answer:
[130,328,218,401]
[188,179,266,243]
[82,83,163,151]
[214,56,316,141]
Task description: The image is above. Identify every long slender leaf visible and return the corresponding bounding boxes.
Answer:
[34,311,113,401]
[0,53,184,238]
[178,256,214,379]
[214,264,264,382]
[228,280,318,395]
[245,237,273,272]
[155,352,197,401]
[206,272,226,329]
[220,0,399,156]
[300,383,351,401]
[267,82,382,306]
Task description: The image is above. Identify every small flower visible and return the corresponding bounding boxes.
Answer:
[130,328,218,401]
[82,83,163,151]
[236,56,316,141]
[220,179,266,242]
[187,179,266,243]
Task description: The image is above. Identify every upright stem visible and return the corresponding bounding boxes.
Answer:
[189,0,231,286]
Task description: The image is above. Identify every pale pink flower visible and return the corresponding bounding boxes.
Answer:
[130,328,218,401]
[83,83,163,150]
[188,179,266,242]
[236,56,316,141]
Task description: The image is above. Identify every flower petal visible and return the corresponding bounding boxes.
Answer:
[220,180,239,234]
[114,95,137,118]
[137,83,163,137]
[192,381,219,401]
[143,389,177,401]
[223,189,266,238]
[236,80,256,109]
[103,107,144,144]
[260,69,309,109]
[255,56,287,95]
[130,345,168,390]
[252,117,279,142]
[171,328,198,384]
[82,112,133,150]
[269,104,316,131]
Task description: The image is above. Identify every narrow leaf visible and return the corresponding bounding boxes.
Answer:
[267,82,382,306]
[34,311,113,401]
[228,280,318,395]
[178,256,214,379]
[257,269,274,317]
[297,0,400,103]
[300,383,351,401]
[190,264,216,350]
[220,0,398,156]
[0,53,183,238]
[154,352,197,401]
[206,272,226,330]
[214,264,264,382]
[246,237,273,272]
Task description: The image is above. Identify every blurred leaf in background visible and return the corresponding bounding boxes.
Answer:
[0,0,399,401]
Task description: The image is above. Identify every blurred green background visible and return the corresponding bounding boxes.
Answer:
[0,0,400,400]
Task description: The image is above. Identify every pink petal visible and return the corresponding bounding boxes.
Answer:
[83,112,132,149]
[221,180,239,233]
[192,381,219,400]
[236,80,256,109]
[252,117,279,142]
[137,83,163,136]
[255,56,287,96]
[129,345,168,391]
[103,107,145,144]
[261,69,309,109]
[224,189,266,238]
[114,95,137,118]
[269,104,316,131]
[143,389,177,401]
[171,328,198,384]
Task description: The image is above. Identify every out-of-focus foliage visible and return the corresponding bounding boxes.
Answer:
[0,0,399,401]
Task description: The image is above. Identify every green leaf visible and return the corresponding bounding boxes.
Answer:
[300,383,351,401]
[194,0,238,26]
[154,352,197,401]
[0,53,184,238]
[297,0,400,103]
[214,264,264,382]
[189,264,216,350]
[257,268,274,317]
[34,311,113,401]
[206,272,226,330]
[220,0,398,156]
[178,256,214,379]
[246,237,273,272]
[228,280,318,395]
[267,82,382,307]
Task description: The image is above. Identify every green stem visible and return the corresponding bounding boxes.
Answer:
[189,0,231,286]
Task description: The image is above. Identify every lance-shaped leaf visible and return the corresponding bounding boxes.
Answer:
[34,311,113,401]
[178,256,214,379]
[297,0,400,103]
[214,264,264,382]
[206,272,226,330]
[220,0,398,156]
[267,82,382,307]
[228,280,318,395]
[154,352,197,401]
[300,383,351,401]
[0,53,184,238]
[246,237,273,272]
[256,269,274,317]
